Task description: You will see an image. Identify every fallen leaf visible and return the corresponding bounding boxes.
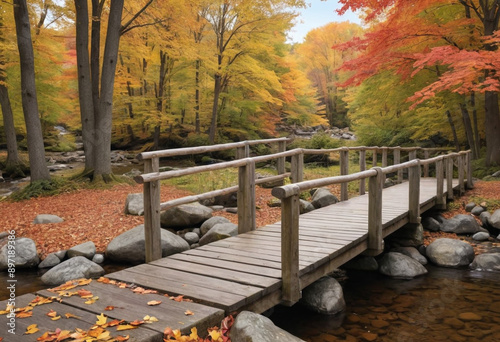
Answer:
[65,312,80,319]
[78,289,93,298]
[85,296,99,304]
[56,330,72,341]
[88,327,105,338]
[96,313,107,326]
[185,310,194,316]
[24,324,39,335]
[47,309,58,317]
[171,295,184,302]
[78,278,93,286]
[129,319,145,326]
[114,335,130,341]
[104,306,115,311]
[51,315,62,321]
[116,324,138,331]
[147,300,162,306]
[97,330,110,340]
[132,287,145,294]
[107,319,125,327]
[143,315,159,323]
[16,311,33,318]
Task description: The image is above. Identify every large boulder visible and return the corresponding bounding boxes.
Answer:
[200,216,231,236]
[300,276,345,315]
[480,212,491,227]
[391,246,427,265]
[229,311,305,342]
[441,214,481,234]
[378,252,428,279]
[124,193,144,216]
[469,253,500,272]
[38,253,61,269]
[422,216,441,232]
[387,223,423,247]
[67,241,96,259]
[0,237,40,270]
[106,224,189,264]
[199,223,238,246]
[426,238,475,267]
[41,256,104,285]
[490,209,500,229]
[310,188,338,209]
[160,203,213,229]
[299,199,315,214]
[33,214,63,224]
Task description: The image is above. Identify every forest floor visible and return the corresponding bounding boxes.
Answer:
[1,179,499,259]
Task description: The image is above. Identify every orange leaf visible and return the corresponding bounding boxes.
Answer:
[129,319,145,326]
[132,287,145,294]
[104,306,115,311]
[78,289,93,298]
[171,295,184,302]
[147,300,162,306]
[65,313,80,319]
[185,310,194,316]
[115,335,130,341]
[77,278,93,286]
[107,319,125,327]
[24,324,39,335]
[88,327,105,338]
[47,309,58,317]
[16,311,33,318]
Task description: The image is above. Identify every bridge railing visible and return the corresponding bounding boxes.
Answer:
[271,150,472,305]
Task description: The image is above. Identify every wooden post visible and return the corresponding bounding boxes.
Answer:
[372,149,377,167]
[340,148,349,201]
[409,160,421,224]
[435,158,446,210]
[238,159,256,234]
[291,152,304,184]
[409,150,417,160]
[359,149,366,195]
[144,158,162,262]
[365,167,384,256]
[381,147,388,167]
[277,140,286,175]
[458,153,465,195]
[446,155,454,200]
[236,142,250,159]
[393,147,402,183]
[281,193,301,305]
[466,151,473,189]
[423,150,430,177]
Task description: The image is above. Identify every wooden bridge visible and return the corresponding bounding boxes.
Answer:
[1,140,472,340]
[110,140,472,312]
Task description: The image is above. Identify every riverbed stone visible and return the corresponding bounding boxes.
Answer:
[378,252,428,279]
[41,256,104,285]
[0,237,39,270]
[465,203,476,212]
[469,253,500,271]
[441,214,481,234]
[391,247,427,265]
[299,199,315,214]
[199,223,238,246]
[67,241,96,259]
[343,256,379,271]
[38,253,61,268]
[311,188,339,209]
[200,216,231,236]
[124,193,144,216]
[472,232,490,241]
[161,203,213,229]
[229,311,305,342]
[106,224,189,264]
[471,206,485,216]
[33,214,63,224]
[54,250,67,260]
[480,212,491,227]
[300,276,346,315]
[183,232,200,245]
[422,216,441,232]
[386,223,423,247]
[92,254,105,264]
[489,209,500,229]
[426,238,475,267]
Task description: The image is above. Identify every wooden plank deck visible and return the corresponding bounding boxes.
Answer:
[107,178,460,315]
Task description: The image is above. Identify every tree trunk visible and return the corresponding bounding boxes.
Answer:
[209,73,222,144]
[460,102,477,159]
[94,0,124,180]
[484,91,500,166]
[74,0,95,172]
[91,0,103,117]
[446,110,460,151]
[153,125,160,150]
[470,92,481,156]
[13,0,49,182]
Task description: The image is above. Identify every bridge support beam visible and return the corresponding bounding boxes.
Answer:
[238,159,256,234]
[281,192,301,306]
[409,160,421,224]
[144,157,162,262]
[365,167,384,256]
[340,148,349,201]
[435,158,446,210]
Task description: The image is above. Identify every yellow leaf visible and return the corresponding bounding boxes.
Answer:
[78,278,93,286]
[25,324,39,335]
[144,315,159,323]
[56,330,71,341]
[147,300,161,306]
[96,313,107,326]
[116,324,138,331]
[209,330,221,341]
[97,330,110,340]
[190,327,199,340]
[65,312,80,319]
[51,315,61,321]
[85,296,99,304]
[47,309,58,317]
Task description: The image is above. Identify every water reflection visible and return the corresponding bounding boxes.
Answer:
[271,266,500,342]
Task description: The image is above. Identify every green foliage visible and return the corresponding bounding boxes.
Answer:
[163,169,239,194]
[471,154,500,179]
[289,133,344,150]
[9,178,79,201]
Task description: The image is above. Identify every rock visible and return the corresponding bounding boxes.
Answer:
[199,192,237,208]
[0,238,39,270]
[489,209,500,229]
[199,223,238,246]
[465,202,476,212]
[161,203,213,229]
[123,168,142,178]
[267,198,281,208]
[441,214,481,234]
[54,250,67,260]
[124,193,144,216]
[33,214,63,224]
[361,333,378,341]
[469,253,500,271]
[310,188,339,209]
[200,216,231,236]
[422,216,441,232]
[479,211,491,227]
[183,232,200,245]
[106,224,190,264]
[471,206,485,216]
[0,232,8,239]
[300,276,346,315]
[386,223,423,247]
[391,247,427,265]
[256,173,284,188]
[343,256,379,271]
[229,311,305,342]
[92,254,105,264]
[492,170,500,177]
[472,232,490,241]
[38,253,61,268]
[426,238,475,267]
[378,252,428,279]
[299,199,315,214]
[41,256,104,285]
[67,241,96,259]
[225,207,238,214]
[458,312,482,321]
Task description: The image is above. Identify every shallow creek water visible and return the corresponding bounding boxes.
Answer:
[271,265,500,342]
